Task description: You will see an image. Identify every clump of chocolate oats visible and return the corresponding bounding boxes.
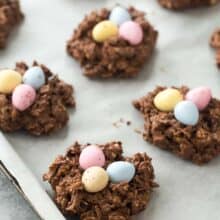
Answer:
[133,86,220,164]
[210,29,220,68]
[43,141,157,220]
[0,0,23,48]
[67,7,158,78]
[158,0,219,10]
[0,61,75,135]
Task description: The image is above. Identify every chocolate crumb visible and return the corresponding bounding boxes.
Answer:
[126,121,131,126]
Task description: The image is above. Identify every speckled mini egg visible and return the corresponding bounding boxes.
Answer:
[12,84,36,111]
[82,166,109,193]
[92,20,118,42]
[109,6,131,26]
[174,100,199,126]
[185,87,212,111]
[23,66,46,90]
[154,88,183,112]
[0,69,22,94]
[107,161,135,183]
[79,145,106,170]
[119,21,143,45]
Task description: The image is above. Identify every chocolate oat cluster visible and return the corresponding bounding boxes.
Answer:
[43,141,157,220]
[0,0,23,48]
[133,86,220,164]
[210,29,220,68]
[158,0,220,10]
[0,61,75,135]
[67,6,158,78]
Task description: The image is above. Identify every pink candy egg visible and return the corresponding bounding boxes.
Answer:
[185,87,212,111]
[119,21,143,45]
[12,84,36,111]
[79,145,105,170]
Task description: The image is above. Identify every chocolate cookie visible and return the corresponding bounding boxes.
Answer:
[0,0,23,48]
[43,141,157,220]
[0,61,75,135]
[158,0,219,10]
[210,29,220,68]
[133,86,220,164]
[67,6,158,78]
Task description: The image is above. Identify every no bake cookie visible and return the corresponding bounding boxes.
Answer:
[0,61,75,135]
[0,0,23,48]
[158,0,220,10]
[133,86,220,164]
[67,6,158,78]
[210,29,220,68]
[43,141,157,220]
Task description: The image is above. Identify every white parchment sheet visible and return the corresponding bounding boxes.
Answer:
[0,0,220,219]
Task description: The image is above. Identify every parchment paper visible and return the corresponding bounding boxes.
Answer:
[1,0,220,219]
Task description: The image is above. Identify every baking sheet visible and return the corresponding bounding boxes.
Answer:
[1,0,220,219]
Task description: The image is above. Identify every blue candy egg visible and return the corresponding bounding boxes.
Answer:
[23,66,46,90]
[174,100,199,126]
[107,161,135,183]
[109,6,131,26]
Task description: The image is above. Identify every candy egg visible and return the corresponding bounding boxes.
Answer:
[154,88,183,112]
[23,66,46,90]
[0,69,22,94]
[185,87,212,111]
[92,20,118,42]
[109,6,131,26]
[12,84,36,111]
[79,145,105,170]
[107,161,135,183]
[82,166,109,193]
[174,100,199,126]
[119,21,143,45]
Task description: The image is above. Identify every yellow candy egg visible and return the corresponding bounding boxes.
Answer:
[92,20,118,42]
[0,69,22,94]
[154,88,183,112]
[82,166,109,193]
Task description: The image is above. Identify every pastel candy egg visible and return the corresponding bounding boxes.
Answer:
[185,87,212,111]
[154,88,183,112]
[12,84,36,111]
[0,69,22,94]
[107,161,135,183]
[79,145,105,170]
[23,66,46,90]
[92,20,118,42]
[174,100,199,126]
[82,166,109,193]
[119,21,143,45]
[109,6,131,26]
